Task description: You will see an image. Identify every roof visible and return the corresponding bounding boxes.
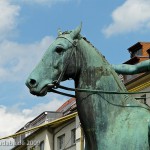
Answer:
[56,98,76,112]
[123,56,140,64]
[14,98,76,137]
[16,111,62,133]
[128,42,150,52]
[123,56,149,65]
[24,115,76,141]
[0,112,77,142]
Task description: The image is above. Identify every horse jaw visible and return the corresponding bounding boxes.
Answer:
[26,80,55,96]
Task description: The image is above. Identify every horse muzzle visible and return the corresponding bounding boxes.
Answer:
[29,84,54,96]
[26,78,55,96]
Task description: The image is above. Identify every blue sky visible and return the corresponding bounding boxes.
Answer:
[1,0,150,146]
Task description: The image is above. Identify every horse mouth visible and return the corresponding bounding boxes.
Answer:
[30,89,47,96]
[30,84,55,96]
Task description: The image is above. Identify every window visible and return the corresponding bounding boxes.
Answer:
[40,141,44,150]
[57,134,65,150]
[131,49,142,57]
[71,128,76,145]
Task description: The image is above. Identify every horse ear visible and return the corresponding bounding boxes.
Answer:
[70,23,82,39]
[58,28,62,36]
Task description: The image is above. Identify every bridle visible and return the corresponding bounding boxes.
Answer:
[53,36,78,87]
[42,35,78,97]
[40,35,150,99]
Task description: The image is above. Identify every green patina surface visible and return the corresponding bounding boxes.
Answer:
[26,25,150,150]
[113,60,150,75]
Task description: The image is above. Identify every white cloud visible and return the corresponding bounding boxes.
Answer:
[22,98,66,117]
[0,36,54,82]
[103,0,150,37]
[0,105,32,137]
[0,98,65,137]
[0,0,20,40]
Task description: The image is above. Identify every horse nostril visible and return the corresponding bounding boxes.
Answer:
[29,79,37,87]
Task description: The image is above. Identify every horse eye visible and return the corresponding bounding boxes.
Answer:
[55,47,64,54]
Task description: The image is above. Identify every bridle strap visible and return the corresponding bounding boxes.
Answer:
[57,36,78,47]
[53,46,76,87]
[52,36,78,88]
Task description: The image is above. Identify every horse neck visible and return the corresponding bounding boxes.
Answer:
[74,38,133,105]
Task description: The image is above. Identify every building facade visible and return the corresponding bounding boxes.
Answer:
[121,42,150,105]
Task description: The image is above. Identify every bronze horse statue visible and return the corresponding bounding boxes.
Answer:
[26,24,150,150]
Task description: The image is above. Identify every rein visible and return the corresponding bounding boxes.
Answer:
[45,36,150,98]
[48,84,150,98]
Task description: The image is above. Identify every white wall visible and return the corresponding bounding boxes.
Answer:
[54,118,81,150]
[27,129,53,150]
[26,116,82,150]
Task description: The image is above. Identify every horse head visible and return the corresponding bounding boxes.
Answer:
[26,24,82,96]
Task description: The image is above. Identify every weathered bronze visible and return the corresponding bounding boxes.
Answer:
[26,25,150,150]
[113,60,150,74]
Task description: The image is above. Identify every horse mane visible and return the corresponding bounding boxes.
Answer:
[82,36,105,59]
[62,31,103,57]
